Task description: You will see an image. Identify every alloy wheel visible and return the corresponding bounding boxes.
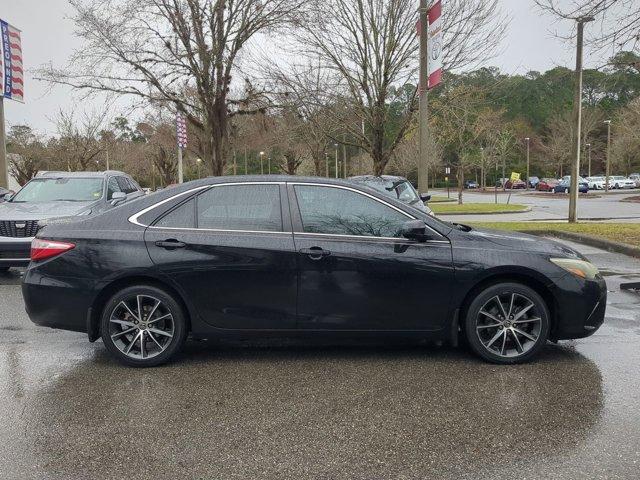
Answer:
[475,292,542,358]
[108,294,175,360]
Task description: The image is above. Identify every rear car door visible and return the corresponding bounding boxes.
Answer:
[144,182,297,330]
[289,183,454,331]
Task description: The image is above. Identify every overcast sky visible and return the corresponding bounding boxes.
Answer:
[2,0,613,135]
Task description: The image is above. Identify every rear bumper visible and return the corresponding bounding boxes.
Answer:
[22,269,93,334]
[0,237,32,267]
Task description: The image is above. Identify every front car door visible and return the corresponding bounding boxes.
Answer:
[289,183,454,331]
[144,182,297,330]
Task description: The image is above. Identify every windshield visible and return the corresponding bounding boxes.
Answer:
[11,177,104,203]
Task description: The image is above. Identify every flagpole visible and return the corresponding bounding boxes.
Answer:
[0,98,8,189]
[417,0,429,195]
[177,146,184,184]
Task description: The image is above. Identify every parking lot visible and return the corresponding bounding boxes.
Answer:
[436,189,640,223]
[1,238,639,479]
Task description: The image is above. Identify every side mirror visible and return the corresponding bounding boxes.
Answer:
[420,193,431,202]
[110,191,127,206]
[401,219,430,242]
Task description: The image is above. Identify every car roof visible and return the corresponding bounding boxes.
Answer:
[348,175,408,183]
[36,170,131,178]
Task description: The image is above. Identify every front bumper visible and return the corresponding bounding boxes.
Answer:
[551,274,607,340]
[0,236,32,267]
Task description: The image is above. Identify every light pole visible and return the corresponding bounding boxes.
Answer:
[268,156,271,174]
[585,143,591,177]
[525,137,530,190]
[325,152,329,177]
[568,15,594,223]
[334,143,339,179]
[604,120,611,193]
[196,158,202,179]
[480,147,484,191]
[259,151,265,175]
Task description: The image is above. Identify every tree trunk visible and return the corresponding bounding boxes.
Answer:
[457,167,464,205]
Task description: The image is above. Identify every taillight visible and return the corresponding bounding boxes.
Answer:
[30,238,76,261]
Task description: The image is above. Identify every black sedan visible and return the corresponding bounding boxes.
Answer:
[22,176,606,367]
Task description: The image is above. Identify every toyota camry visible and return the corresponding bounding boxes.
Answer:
[22,176,606,367]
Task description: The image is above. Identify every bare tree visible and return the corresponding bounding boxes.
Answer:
[279,0,508,176]
[52,108,108,171]
[37,0,303,176]
[535,0,640,53]
[5,125,45,185]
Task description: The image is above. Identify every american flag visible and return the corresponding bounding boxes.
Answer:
[176,112,187,149]
[0,19,23,103]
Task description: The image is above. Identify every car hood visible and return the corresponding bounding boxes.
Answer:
[461,226,584,259]
[0,201,95,221]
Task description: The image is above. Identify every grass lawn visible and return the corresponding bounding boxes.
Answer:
[428,195,457,203]
[470,222,640,248]
[431,203,528,214]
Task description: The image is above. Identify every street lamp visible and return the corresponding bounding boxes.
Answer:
[259,151,265,175]
[196,158,202,179]
[334,143,339,179]
[585,143,591,177]
[268,156,271,175]
[604,120,611,193]
[325,152,329,177]
[524,137,530,190]
[568,15,595,223]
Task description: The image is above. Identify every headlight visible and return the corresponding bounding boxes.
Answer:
[550,258,600,280]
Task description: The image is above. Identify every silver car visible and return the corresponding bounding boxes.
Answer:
[0,171,143,272]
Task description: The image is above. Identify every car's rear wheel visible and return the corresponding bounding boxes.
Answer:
[464,282,550,364]
[100,285,187,367]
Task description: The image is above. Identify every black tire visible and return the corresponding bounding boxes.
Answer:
[100,285,188,367]
[464,282,550,364]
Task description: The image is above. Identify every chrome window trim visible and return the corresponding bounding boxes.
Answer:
[128,182,286,229]
[146,226,291,235]
[0,258,30,262]
[128,186,210,227]
[294,231,449,244]
[290,182,443,239]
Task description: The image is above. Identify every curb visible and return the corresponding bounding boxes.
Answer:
[436,206,531,216]
[528,231,640,259]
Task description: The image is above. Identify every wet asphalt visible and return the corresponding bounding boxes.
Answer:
[1,239,639,479]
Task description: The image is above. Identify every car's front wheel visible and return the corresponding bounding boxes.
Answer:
[464,282,550,364]
[100,285,188,367]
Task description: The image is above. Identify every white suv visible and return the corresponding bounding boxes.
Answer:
[587,176,606,190]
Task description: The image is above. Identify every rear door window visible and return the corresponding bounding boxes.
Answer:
[196,184,282,232]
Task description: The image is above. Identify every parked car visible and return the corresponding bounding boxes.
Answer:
[587,176,607,190]
[23,176,606,367]
[0,171,143,272]
[553,177,589,194]
[528,176,540,189]
[0,187,12,203]
[536,178,559,192]
[495,178,509,188]
[505,179,526,189]
[464,180,479,189]
[628,173,640,188]
[608,176,636,189]
[348,175,433,215]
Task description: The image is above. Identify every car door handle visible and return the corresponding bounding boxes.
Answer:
[155,239,187,250]
[299,247,331,260]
